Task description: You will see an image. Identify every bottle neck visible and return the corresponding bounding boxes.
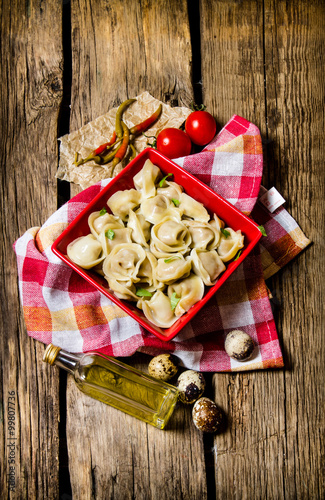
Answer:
[55,350,81,374]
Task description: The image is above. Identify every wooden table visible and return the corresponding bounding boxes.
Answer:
[1,1,324,498]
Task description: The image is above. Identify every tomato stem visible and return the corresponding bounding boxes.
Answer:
[143,134,157,149]
[190,102,206,112]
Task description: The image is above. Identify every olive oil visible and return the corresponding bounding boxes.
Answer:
[43,344,179,429]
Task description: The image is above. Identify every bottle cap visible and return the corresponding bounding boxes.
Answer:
[43,344,62,365]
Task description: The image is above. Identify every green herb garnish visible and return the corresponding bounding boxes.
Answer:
[136,288,153,297]
[164,256,182,263]
[159,173,173,187]
[234,250,242,261]
[258,225,267,236]
[171,198,180,207]
[105,229,115,240]
[220,228,230,238]
[170,292,180,311]
[99,207,107,216]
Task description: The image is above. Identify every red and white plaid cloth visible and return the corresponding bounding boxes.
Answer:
[14,115,310,372]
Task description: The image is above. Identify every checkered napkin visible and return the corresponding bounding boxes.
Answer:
[14,115,310,372]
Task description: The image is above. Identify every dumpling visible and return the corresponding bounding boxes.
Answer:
[67,234,104,269]
[157,180,183,201]
[209,213,225,232]
[107,279,139,301]
[102,243,146,282]
[184,220,220,250]
[178,193,210,222]
[167,273,205,317]
[88,211,124,238]
[154,254,192,285]
[150,217,191,258]
[133,159,161,198]
[190,248,226,286]
[127,210,151,247]
[140,194,181,224]
[107,189,141,220]
[138,290,179,328]
[136,251,163,290]
[217,228,244,262]
[98,227,132,256]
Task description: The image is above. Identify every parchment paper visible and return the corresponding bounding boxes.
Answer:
[57,91,192,190]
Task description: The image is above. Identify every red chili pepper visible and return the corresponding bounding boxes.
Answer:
[114,122,129,161]
[74,102,162,169]
[109,122,130,175]
[93,131,117,155]
[74,131,117,166]
[129,104,162,136]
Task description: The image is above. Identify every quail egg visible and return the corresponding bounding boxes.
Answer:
[192,397,223,433]
[224,330,255,361]
[176,370,205,404]
[148,354,178,381]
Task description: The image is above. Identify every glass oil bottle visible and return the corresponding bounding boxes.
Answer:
[43,344,179,429]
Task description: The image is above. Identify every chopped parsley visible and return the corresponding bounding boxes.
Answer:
[159,173,173,187]
[234,250,242,261]
[220,228,230,238]
[136,288,153,297]
[164,255,181,264]
[171,198,180,207]
[164,256,182,263]
[258,225,267,236]
[99,207,107,216]
[105,229,115,240]
[170,292,180,311]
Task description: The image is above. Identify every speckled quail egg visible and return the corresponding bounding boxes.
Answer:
[224,330,255,361]
[148,354,178,381]
[192,397,223,433]
[176,370,205,404]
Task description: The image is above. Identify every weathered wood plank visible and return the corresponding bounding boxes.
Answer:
[69,0,193,131]
[0,0,63,498]
[263,1,325,498]
[200,1,286,495]
[66,1,207,498]
[201,0,325,498]
[200,0,266,134]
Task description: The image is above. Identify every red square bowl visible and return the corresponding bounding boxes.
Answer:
[52,148,262,342]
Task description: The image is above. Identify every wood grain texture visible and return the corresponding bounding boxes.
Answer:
[263,1,325,498]
[200,0,266,134]
[0,0,63,498]
[66,1,207,498]
[200,0,325,498]
[69,0,193,131]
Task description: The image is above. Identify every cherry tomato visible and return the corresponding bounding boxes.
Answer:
[156,128,192,159]
[185,111,217,146]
